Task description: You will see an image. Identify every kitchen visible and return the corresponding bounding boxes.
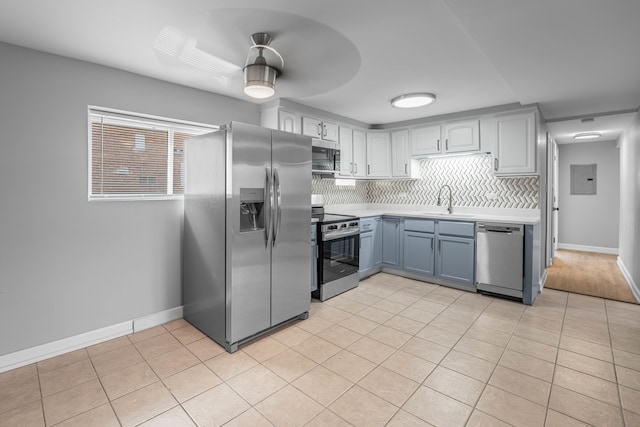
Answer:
[1,1,640,426]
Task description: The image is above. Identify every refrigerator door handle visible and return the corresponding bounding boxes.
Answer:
[264,167,272,248]
[272,167,282,247]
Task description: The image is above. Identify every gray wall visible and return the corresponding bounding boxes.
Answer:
[618,113,640,292]
[557,141,620,249]
[0,43,259,356]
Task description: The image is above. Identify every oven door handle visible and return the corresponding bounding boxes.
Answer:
[322,230,360,241]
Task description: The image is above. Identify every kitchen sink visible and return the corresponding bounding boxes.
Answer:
[420,212,476,219]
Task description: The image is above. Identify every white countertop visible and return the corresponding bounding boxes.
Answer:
[324,204,540,225]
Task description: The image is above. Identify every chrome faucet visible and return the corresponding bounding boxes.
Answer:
[437,184,453,214]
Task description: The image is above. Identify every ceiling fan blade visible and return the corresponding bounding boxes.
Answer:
[154,25,241,74]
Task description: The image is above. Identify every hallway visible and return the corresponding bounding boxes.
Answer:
[545,250,637,304]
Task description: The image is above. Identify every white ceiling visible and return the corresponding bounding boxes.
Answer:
[1,0,638,142]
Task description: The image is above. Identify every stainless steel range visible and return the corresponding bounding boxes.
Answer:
[311,197,360,301]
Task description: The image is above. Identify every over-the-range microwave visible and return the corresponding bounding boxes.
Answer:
[312,139,340,174]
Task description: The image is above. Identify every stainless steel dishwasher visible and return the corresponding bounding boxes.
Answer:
[476,223,524,299]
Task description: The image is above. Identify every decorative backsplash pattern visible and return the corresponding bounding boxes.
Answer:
[312,177,368,205]
[313,153,539,209]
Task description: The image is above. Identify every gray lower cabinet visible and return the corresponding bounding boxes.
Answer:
[403,231,435,275]
[382,217,403,266]
[437,235,475,285]
[403,218,436,275]
[360,217,382,277]
[436,221,475,286]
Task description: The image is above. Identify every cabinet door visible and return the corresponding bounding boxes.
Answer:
[338,126,353,176]
[403,232,435,276]
[437,236,475,285]
[279,110,300,134]
[352,130,367,178]
[359,232,373,273]
[410,125,441,156]
[382,217,402,266]
[302,116,322,138]
[443,120,480,153]
[366,132,391,177]
[322,121,339,142]
[391,130,411,177]
[494,113,536,175]
[372,217,383,266]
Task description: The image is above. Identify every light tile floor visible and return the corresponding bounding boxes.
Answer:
[2,272,639,426]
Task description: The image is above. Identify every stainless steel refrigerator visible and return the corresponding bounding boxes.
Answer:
[183,122,311,353]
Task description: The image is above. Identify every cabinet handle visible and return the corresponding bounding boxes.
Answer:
[317,124,322,136]
[437,139,440,151]
[431,239,433,250]
[445,139,449,151]
[438,240,441,251]
[350,162,354,174]
[494,158,499,171]
[323,124,327,138]
[367,164,371,174]
[404,163,408,174]
[354,163,358,174]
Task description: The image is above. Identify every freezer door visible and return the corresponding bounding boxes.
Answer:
[227,123,272,343]
[271,129,312,325]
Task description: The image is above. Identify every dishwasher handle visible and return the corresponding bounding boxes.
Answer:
[477,223,523,234]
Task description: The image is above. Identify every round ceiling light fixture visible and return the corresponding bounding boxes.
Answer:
[573,132,602,140]
[391,93,436,108]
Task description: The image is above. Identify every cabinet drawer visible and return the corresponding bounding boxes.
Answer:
[360,217,379,232]
[404,219,435,233]
[438,221,474,237]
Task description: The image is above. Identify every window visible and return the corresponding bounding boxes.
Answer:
[88,107,216,200]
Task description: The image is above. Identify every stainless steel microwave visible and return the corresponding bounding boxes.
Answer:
[312,139,340,173]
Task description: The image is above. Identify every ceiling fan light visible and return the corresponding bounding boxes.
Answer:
[391,93,436,108]
[573,132,601,140]
[243,63,277,99]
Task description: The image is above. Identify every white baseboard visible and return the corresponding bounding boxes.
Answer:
[617,258,640,303]
[133,306,183,333]
[557,243,619,255]
[0,306,183,374]
[540,269,548,290]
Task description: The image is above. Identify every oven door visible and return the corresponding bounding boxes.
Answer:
[319,233,360,285]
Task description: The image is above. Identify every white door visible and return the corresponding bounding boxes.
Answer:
[352,130,367,178]
[366,132,391,177]
[411,125,441,155]
[391,130,410,177]
[338,126,353,176]
[551,138,559,259]
[443,120,480,153]
[302,116,322,138]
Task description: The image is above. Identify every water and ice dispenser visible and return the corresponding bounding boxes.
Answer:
[239,188,264,232]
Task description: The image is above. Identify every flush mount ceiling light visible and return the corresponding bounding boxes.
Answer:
[573,132,602,140]
[243,33,284,99]
[391,93,436,108]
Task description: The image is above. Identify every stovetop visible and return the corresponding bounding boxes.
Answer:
[314,213,358,224]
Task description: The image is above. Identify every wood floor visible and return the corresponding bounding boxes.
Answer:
[545,249,638,304]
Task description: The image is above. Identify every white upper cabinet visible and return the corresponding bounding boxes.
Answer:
[411,125,441,156]
[491,112,537,176]
[391,130,411,177]
[302,116,338,142]
[338,126,354,177]
[366,132,391,178]
[352,130,367,178]
[443,120,480,153]
[278,110,301,134]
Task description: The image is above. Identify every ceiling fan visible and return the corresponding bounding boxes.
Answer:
[151,8,360,100]
[154,28,283,99]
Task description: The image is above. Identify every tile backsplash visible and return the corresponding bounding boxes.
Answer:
[312,153,539,209]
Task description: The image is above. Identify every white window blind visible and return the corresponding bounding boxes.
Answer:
[88,107,216,200]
